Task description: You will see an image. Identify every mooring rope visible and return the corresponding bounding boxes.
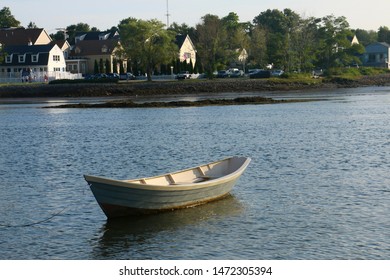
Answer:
[0,207,67,228]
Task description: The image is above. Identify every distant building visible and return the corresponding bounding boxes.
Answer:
[175,34,196,67]
[362,42,390,68]
[68,31,124,75]
[0,28,83,81]
[0,44,66,81]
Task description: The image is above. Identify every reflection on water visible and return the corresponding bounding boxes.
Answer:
[92,195,243,259]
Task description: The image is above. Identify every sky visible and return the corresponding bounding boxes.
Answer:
[2,0,389,33]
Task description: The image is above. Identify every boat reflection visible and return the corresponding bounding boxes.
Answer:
[91,195,244,259]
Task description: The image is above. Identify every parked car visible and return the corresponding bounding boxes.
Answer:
[119,73,136,80]
[176,71,191,80]
[249,70,271,79]
[271,70,284,77]
[230,69,244,78]
[217,70,230,78]
[107,73,120,80]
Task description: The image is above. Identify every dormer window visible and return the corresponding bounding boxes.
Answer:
[18,55,25,63]
[5,55,12,63]
[32,54,38,63]
[101,45,108,53]
[99,33,110,40]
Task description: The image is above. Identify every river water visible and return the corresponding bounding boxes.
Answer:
[0,87,389,260]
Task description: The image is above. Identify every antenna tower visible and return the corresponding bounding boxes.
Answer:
[165,0,170,28]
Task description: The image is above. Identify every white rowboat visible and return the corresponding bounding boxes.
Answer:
[84,156,251,219]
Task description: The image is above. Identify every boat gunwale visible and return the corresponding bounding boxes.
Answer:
[84,156,251,191]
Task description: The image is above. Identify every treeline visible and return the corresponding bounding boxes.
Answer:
[2,6,390,77]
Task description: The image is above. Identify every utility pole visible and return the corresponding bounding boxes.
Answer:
[165,0,170,28]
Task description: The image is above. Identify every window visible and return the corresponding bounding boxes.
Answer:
[5,55,12,63]
[18,55,25,63]
[32,54,38,63]
[53,55,60,61]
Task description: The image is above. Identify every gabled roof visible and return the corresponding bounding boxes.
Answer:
[70,39,119,56]
[51,40,71,51]
[2,44,57,66]
[365,42,390,52]
[175,34,196,51]
[0,28,52,45]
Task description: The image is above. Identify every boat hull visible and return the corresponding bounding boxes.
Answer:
[85,156,250,219]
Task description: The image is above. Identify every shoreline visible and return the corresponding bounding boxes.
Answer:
[1,74,390,101]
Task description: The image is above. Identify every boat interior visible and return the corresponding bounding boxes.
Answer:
[125,157,246,186]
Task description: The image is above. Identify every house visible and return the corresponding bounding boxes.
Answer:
[52,40,71,59]
[0,27,52,46]
[68,38,124,75]
[362,42,390,68]
[0,44,67,81]
[175,34,196,67]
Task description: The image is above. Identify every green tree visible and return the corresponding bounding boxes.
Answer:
[99,58,104,73]
[105,59,111,74]
[168,22,196,40]
[27,22,38,28]
[119,18,178,81]
[196,14,227,77]
[94,60,99,74]
[289,17,319,72]
[0,7,20,28]
[315,15,357,68]
[354,28,377,46]
[253,9,301,71]
[378,26,390,44]
[221,12,250,68]
[248,26,267,68]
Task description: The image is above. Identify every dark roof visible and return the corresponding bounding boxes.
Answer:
[70,39,119,56]
[51,40,68,49]
[175,34,187,48]
[0,28,50,45]
[2,44,55,66]
[75,31,119,41]
[365,42,390,52]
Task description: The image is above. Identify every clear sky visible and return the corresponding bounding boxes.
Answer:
[2,0,389,33]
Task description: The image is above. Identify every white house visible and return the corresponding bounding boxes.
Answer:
[1,44,67,81]
[175,34,196,67]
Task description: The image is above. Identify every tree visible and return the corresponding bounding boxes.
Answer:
[27,22,38,28]
[0,7,20,28]
[253,9,301,70]
[196,14,227,77]
[315,15,356,68]
[94,60,99,74]
[354,29,377,46]
[290,17,319,72]
[168,22,196,40]
[50,23,99,42]
[378,26,390,44]
[221,12,250,68]
[248,26,267,68]
[105,59,111,74]
[119,18,178,81]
